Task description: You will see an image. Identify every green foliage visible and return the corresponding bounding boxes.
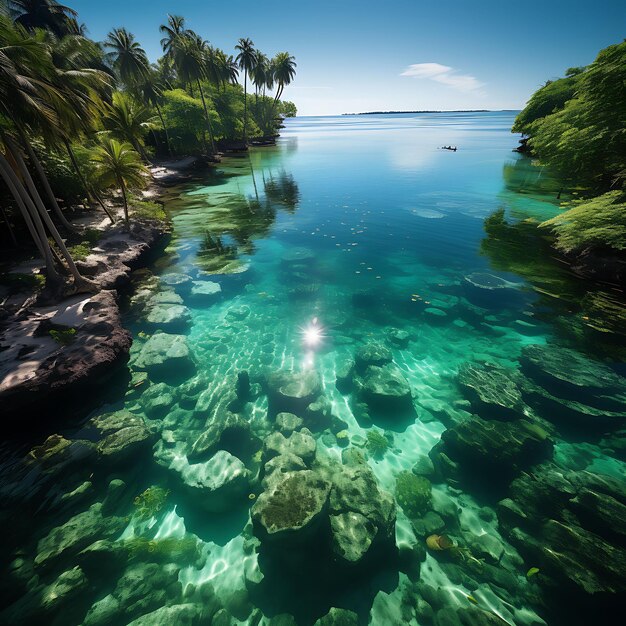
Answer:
[395,471,432,519]
[512,75,580,135]
[68,242,92,261]
[526,567,541,578]
[133,486,170,520]
[518,41,626,190]
[49,327,77,345]
[278,100,297,117]
[129,193,167,221]
[32,141,86,204]
[540,191,626,253]
[161,89,207,154]
[0,272,45,291]
[366,430,390,458]
[124,536,200,564]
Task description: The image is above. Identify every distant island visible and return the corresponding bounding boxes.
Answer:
[342,109,493,115]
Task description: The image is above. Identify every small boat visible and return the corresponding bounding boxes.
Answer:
[441,145,457,151]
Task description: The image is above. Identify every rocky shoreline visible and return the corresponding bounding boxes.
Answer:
[0,218,171,422]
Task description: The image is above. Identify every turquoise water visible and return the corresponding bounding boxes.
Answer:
[2,112,625,625]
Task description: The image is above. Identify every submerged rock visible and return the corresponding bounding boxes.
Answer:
[263,429,317,465]
[265,369,322,415]
[134,332,195,380]
[190,280,222,302]
[355,342,393,371]
[252,470,331,542]
[145,304,191,332]
[356,363,413,411]
[314,607,359,625]
[458,362,526,420]
[97,423,155,464]
[189,413,253,462]
[433,415,553,479]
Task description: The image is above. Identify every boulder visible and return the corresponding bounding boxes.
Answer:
[354,342,392,371]
[148,291,183,306]
[145,304,191,332]
[178,450,250,512]
[263,453,307,487]
[35,503,126,570]
[189,413,252,462]
[252,470,331,543]
[189,280,221,302]
[97,424,154,464]
[275,412,304,435]
[134,333,194,380]
[356,363,413,411]
[314,607,359,625]
[140,382,175,419]
[265,369,322,415]
[457,362,526,420]
[161,272,192,291]
[263,430,316,465]
[435,415,553,478]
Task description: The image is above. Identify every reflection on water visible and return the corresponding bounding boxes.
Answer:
[1,112,625,626]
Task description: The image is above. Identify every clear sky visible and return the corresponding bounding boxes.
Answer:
[70,0,625,116]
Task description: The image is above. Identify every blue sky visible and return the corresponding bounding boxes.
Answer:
[71,0,626,116]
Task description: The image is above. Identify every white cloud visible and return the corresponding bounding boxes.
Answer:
[401,62,485,93]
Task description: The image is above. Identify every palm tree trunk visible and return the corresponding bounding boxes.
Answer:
[63,138,115,224]
[0,153,62,283]
[21,134,77,234]
[155,102,173,157]
[243,71,248,143]
[196,79,216,154]
[119,176,130,224]
[6,140,97,293]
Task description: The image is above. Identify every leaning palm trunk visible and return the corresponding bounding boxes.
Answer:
[6,139,98,293]
[243,72,248,143]
[0,203,17,247]
[196,80,216,154]
[63,138,115,224]
[0,153,62,283]
[155,102,173,157]
[21,134,77,234]
[119,176,130,223]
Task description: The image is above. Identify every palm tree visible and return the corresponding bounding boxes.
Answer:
[159,14,185,57]
[272,52,296,105]
[137,68,172,157]
[235,37,257,143]
[252,52,269,104]
[102,91,157,162]
[104,27,150,88]
[171,32,216,153]
[9,0,79,37]
[90,138,148,223]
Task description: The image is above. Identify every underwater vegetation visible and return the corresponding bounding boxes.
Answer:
[365,430,390,459]
[133,486,170,521]
[395,472,432,520]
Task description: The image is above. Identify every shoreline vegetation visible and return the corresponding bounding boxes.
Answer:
[342,109,492,115]
[507,40,626,286]
[0,1,296,417]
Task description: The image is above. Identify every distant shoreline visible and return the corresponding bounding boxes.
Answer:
[340,109,518,116]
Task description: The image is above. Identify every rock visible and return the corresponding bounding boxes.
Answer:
[335,356,355,392]
[140,382,175,419]
[411,511,445,538]
[252,470,331,543]
[178,450,250,512]
[463,272,523,309]
[28,434,97,475]
[330,511,376,563]
[356,363,413,412]
[328,464,396,563]
[263,453,307,486]
[35,503,126,570]
[189,413,252,462]
[190,280,221,302]
[265,369,322,415]
[436,416,553,477]
[520,344,626,399]
[281,247,315,265]
[263,430,317,465]
[275,412,304,435]
[134,333,194,380]
[435,607,463,626]
[315,607,359,625]
[148,291,183,305]
[395,472,432,520]
[161,272,192,291]
[226,304,250,321]
[354,342,392,371]
[97,423,154,464]
[145,304,191,332]
[83,562,181,625]
[412,455,435,477]
[89,409,144,434]
[387,328,410,349]
[467,533,504,563]
[102,479,127,516]
[458,362,526,420]
[126,603,204,626]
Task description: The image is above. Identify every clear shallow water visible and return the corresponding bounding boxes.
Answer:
[2,112,625,625]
